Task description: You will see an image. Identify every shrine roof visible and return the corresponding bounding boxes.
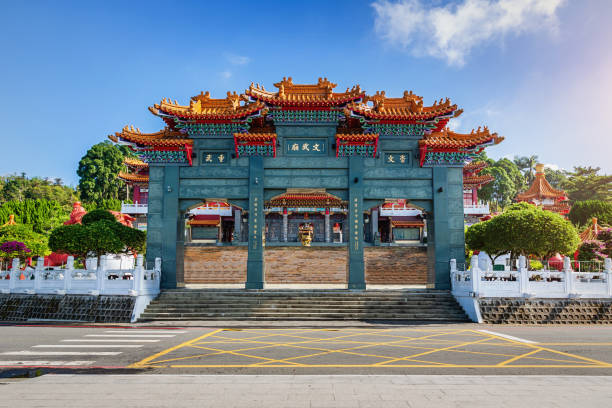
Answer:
[419,126,504,150]
[516,164,568,201]
[579,217,606,241]
[150,91,265,121]
[266,189,345,208]
[117,171,149,183]
[463,174,495,188]
[188,214,221,227]
[245,77,364,107]
[233,133,277,142]
[346,90,462,121]
[109,125,192,147]
[541,202,571,215]
[463,161,488,173]
[390,216,424,228]
[123,157,148,168]
[336,134,379,142]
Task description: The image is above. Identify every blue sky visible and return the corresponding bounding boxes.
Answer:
[1,0,611,186]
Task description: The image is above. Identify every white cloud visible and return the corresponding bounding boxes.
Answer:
[372,0,565,66]
[543,163,561,171]
[225,53,251,65]
[220,70,232,79]
[447,118,461,131]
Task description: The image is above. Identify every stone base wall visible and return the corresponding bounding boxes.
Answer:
[365,247,429,285]
[264,247,347,284]
[479,298,612,324]
[0,294,135,322]
[184,246,247,284]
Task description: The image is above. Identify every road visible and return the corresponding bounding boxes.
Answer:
[1,322,611,375]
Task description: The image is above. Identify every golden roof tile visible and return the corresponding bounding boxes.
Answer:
[117,171,149,183]
[109,125,192,147]
[151,91,265,120]
[245,77,364,107]
[516,164,568,201]
[419,127,504,149]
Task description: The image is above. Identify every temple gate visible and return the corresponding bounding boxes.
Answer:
[110,77,503,290]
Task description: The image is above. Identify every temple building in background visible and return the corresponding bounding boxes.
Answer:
[516,164,570,215]
[463,161,494,224]
[109,77,503,290]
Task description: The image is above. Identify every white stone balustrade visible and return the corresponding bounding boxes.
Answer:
[451,255,612,299]
[0,255,161,297]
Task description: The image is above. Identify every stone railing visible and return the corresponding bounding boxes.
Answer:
[121,202,148,214]
[0,255,161,297]
[450,256,612,299]
[463,203,490,215]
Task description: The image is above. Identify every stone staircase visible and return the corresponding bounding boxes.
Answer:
[138,289,470,321]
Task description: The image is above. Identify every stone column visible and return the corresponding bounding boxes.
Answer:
[348,156,365,290]
[282,208,288,242]
[234,208,241,242]
[324,209,331,243]
[371,208,378,244]
[246,156,265,289]
[432,167,465,290]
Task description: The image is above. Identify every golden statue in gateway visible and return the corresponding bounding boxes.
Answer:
[298,223,314,246]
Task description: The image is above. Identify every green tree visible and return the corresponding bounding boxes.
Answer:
[563,166,612,202]
[513,155,538,185]
[568,200,612,226]
[477,166,516,210]
[495,158,525,195]
[544,168,568,190]
[465,204,580,260]
[49,210,146,262]
[77,141,127,203]
[0,174,78,208]
[0,199,70,235]
[0,224,49,257]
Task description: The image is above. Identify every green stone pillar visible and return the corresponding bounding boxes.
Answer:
[348,156,365,290]
[432,167,465,290]
[246,156,265,289]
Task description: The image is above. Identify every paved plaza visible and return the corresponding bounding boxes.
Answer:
[2,374,612,407]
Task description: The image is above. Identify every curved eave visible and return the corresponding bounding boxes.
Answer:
[117,171,149,183]
[151,103,264,121]
[346,104,459,122]
[245,89,364,108]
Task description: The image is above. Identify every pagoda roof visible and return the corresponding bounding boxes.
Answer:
[390,216,424,228]
[117,171,149,183]
[463,161,488,173]
[123,157,148,169]
[346,90,462,121]
[463,174,495,189]
[245,77,364,107]
[150,91,265,121]
[419,126,503,150]
[109,125,192,147]
[516,164,568,201]
[266,189,345,208]
[579,217,606,242]
[187,214,221,227]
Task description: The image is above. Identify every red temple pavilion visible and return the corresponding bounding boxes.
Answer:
[516,164,570,215]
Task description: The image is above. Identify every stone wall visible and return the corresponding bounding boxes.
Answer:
[365,246,429,285]
[0,294,135,322]
[264,247,347,284]
[183,246,247,284]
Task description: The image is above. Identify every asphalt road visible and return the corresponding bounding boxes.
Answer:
[1,322,612,376]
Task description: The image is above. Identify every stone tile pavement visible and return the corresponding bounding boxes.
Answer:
[1,375,611,407]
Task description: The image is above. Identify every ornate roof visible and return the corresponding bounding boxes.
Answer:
[117,171,149,183]
[419,127,503,150]
[109,125,192,147]
[266,189,345,208]
[336,134,379,143]
[245,77,364,107]
[541,202,571,215]
[346,90,462,121]
[233,133,277,142]
[579,217,605,242]
[463,174,495,189]
[123,157,148,168]
[150,91,265,121]
[188,214,221,227]
[516,164,568,201]
[391,216,424,228]
[463,161,488,173]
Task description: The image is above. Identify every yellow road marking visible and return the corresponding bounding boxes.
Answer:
[128,329,223,368]
[497,348,543,366]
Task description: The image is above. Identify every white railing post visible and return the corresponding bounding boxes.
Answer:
[133,254,144,294]
[96,255,107,294]
[519,255,529,296]
[605,258,612,297]
[34,256,44,292]
[64,256,74,292]
[470,255,480,295]
[449,259,457,291]
[564,256,574,296]
[9,258,19,292]
[154,257,162,282]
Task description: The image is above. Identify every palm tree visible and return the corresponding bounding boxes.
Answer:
[513,155,539,184]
